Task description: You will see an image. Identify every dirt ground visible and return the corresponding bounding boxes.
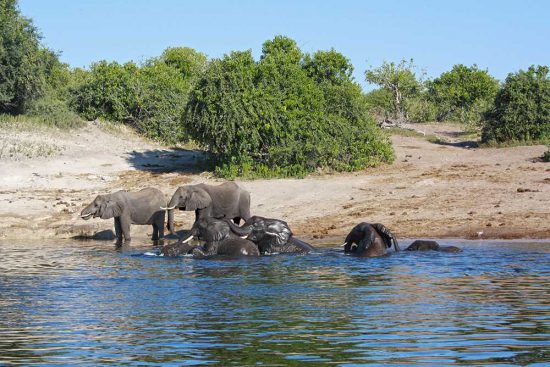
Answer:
[1,121,549,243]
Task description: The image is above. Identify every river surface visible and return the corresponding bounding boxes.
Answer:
[0,239,549,366]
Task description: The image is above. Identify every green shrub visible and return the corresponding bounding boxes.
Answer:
[26,97,83,128]
[407,95,437,123]
[482,65,550,143]
[428,64,498,124]
[70,48,206,143]
[185,36,394,178]
[543,147,550,162]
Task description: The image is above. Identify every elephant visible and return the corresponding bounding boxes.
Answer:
[405,240,462,253]
[343,222,400,257]
[81,188,166,245]
[160,237,198,257]
[168,217,259,258]
[163,182,251,236]
[227,216,315,254]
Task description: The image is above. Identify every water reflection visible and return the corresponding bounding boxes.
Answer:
[0,239,548,366]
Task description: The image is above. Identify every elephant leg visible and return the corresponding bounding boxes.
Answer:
[157,217,165,239]
[114,218,123,246]
[152,223,159,241]
[120,216,131,243]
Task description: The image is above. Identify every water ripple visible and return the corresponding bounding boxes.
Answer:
[0,239,549,365]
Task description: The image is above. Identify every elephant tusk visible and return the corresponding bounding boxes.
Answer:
[341,242,347,247]
[81,213,93,219]
[240,235,248,239]
[160,205,177,210]
[181,235,194,244]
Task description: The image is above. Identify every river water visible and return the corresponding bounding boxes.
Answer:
[0,239,548,366]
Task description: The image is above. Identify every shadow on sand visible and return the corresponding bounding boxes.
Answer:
[125,148,207,174]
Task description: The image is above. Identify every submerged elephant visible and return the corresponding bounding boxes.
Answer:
[163,182,251,235]
[81,188,166,245]
[343,222,400,257]
[183,217,259,258]
[228,216,314,254]
[405,240,462,253]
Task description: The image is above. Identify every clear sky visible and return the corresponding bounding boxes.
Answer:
[19,0,550,89]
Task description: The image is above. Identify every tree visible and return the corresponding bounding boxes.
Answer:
[0,0,58,113]
[364,59,421,122]
[428,64,498,122]
[482,65,550,143]
[160,47,207,79]
[185,36,394,178]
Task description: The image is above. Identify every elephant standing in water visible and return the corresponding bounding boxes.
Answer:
[227,216,315,254]
[161,217,259,258]
[405,240,462,253]
[163,182,251,235]
[343,222,400,257]
[81,188,166,245]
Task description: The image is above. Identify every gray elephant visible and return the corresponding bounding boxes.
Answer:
[405,240,462,253]
[163,182,251,235]
[343,222,400,257]
[81,188,166,245]
[227,216,315,254]
[162,217,259,258]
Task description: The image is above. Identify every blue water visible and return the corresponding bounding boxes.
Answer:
[0,239,549,366]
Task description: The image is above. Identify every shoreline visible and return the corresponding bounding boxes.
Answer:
[1,121,548,242]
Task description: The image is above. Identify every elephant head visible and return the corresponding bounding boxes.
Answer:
[226,216,314,254]
[343,222,400,257]
[163,186,212,234]
[80,194,123,220]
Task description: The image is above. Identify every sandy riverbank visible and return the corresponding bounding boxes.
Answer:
[1,121,548,242]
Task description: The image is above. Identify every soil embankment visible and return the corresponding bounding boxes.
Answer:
[1,121,548,242]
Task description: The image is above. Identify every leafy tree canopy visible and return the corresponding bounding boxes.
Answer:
[428,64,498,122]
[365,59,421,121]
[185,36,394,178]
[482,65,550,143]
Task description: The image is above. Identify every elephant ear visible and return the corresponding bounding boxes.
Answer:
[100,199,123,219]
[373,223,399,250]
[186,189,212,211]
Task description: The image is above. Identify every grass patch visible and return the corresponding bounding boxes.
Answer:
[0,140,62,160]
[480,139,550,148]
[386,127,442,143]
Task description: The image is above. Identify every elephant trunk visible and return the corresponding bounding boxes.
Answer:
[80,203,95,220]
[393,238,401,252]
[166,194,179,234]
[226,220,253,237]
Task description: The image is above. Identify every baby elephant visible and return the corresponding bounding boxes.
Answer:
[227,216,315,254]
[405,240,462,253]
[81,188,166,245]
[162,217,259,258]
[343,222,400,257]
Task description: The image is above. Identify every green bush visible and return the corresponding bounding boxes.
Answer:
[482,65,550,143]
[185,36,394,178]
[406,95,437,123]
[428,64,498,124]
[70,47,206,143]
[26,97,83,128]
[543,147,550,162]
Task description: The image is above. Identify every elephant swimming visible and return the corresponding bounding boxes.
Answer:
[164,217,259,258]
[405,240,462,253]
[343,222,400,257]
[227,216,315,254]
[81,188,166,245]
[163,182,251,236]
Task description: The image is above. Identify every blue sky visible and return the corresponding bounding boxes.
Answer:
[19,0,550,90]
